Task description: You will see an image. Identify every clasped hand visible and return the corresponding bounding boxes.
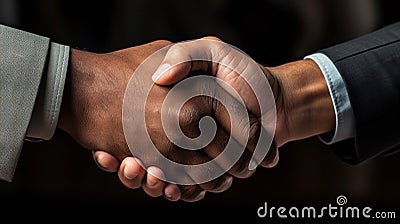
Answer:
[58,37,281,202]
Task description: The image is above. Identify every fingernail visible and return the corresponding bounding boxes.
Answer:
[147,177,157,187]
[124,165,138,180]
[165,192,173,199]
[265,153,279,168]
[164,186,175,200]
[248,158,259,171]
[152,63,171,82]
[272,153,279,165]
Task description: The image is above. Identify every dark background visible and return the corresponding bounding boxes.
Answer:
[0,0,399,222]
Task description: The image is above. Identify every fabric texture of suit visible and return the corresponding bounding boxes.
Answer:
[0,24,69,181]
[320,22,400,165]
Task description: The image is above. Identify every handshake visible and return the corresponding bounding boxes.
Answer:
[58,37,335,202]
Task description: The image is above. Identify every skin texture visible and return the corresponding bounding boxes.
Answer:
[61,37,335,202]
[153,37,335,148]
[58,40,274,202]
[268,59,335,146]
[58,41,184,200]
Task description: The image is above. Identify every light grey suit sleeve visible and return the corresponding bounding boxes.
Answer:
[25,42,69,140]
[0,24,69,182]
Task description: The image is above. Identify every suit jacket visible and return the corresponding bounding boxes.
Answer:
[0,24,69,181]
[320,22,400,165]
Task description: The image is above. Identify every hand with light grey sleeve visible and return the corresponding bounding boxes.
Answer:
[0,24,186,200]
[1,24,271,203]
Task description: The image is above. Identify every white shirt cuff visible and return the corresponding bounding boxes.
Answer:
[26,42,70,141]
[304,53,355,144]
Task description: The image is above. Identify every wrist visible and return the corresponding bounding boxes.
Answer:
[57,50,73,134]
[268,59,335,146]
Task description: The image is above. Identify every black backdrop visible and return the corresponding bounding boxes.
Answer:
[0,0,399,222]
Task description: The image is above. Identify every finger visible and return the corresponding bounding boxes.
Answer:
[198,174,233,193]
[151,55,192,85]
[260,146,279,168]
[117,157,146,189]
[164,183,181,202]
[92,150,120,172]
[153,38,264,116]
[211,84,274,170]
[155,145,210,202]
[179,185,206,202]
[267,151,279,168]
[154,148,232,195]
[142,166,166,198]
[152,39,224,85]
[201,36,222,41]
[203,122,255,179]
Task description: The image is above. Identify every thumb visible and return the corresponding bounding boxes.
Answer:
[151,44,192,85]
[152,37,222,86]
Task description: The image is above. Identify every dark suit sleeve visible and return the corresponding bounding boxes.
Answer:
[318,22,400,165]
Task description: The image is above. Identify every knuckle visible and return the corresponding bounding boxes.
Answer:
[178,105,196,125]
[169,42,187,55]
[154,39,172,46]
[203,35,221,41]
[178,103,202,136]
